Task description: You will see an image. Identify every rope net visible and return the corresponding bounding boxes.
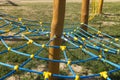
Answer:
[0,13,120,80]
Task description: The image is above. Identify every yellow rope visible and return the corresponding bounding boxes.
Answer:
[89,0,99,21]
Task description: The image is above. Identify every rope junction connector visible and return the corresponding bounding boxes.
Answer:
[100,71,108,79]
[98,55,102,59]
[18,18,22,22]
[14,65,19,71]
[67,60,71,66]
[81,37,85,41]
[79,45,83,48]
[63,32,66,35]
[74,37,78,41]
[40,21,43,25]
[30,54,34,59]
[80,23,84,25]
[42,44,45,48]
[115,38,119,41]
[27,39,33,44]
[75,75,80,80]
[60,46,66,51]
[97,31,101,34]
[7,47,11,51]
[74,29,76,32]
[104,49,108,52]
[43,71,52,80]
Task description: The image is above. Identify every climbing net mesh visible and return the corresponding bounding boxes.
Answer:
[0,12,120,80]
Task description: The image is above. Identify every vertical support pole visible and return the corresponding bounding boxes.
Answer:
[80,0,90,31]
[98,0,104,14]
[48,0,66,80]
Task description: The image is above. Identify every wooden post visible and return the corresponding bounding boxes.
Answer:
[48,0,66,80]
[80,0,90,31]
[98,0,104,14]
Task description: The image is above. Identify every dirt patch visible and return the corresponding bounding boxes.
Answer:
[102,21,117,26]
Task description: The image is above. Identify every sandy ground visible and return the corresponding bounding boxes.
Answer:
[0,0,120,4]
[7,0,120,3]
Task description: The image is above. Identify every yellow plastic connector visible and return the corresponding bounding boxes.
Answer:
[63,32,66,35]
[81,37,85,41]
[40,21,43,25]
[18,18,22,22]
[42,44,45,48]
[74,37,78,41]
[87,37,90,39]
[81,23,84,25]
[110,42,113,44]
[7,47,11,51]
[104,49,108,52]
[79,45,82,48]
[30,54,34,59]
[92,36,95,38]
[98,55,102,59]
[115,38,119,41]
[43,71,52,80]
[100,71,108,79]
[117,49,119,54]
[14,65,19,71]
[75,75,80,80]
[97,31,101,34]
[102,44,105,47]
[27,40,33,44]
[74,29,76,32]
[93,45,96,47]
[60,46,66,51]
[67,60,71,66]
